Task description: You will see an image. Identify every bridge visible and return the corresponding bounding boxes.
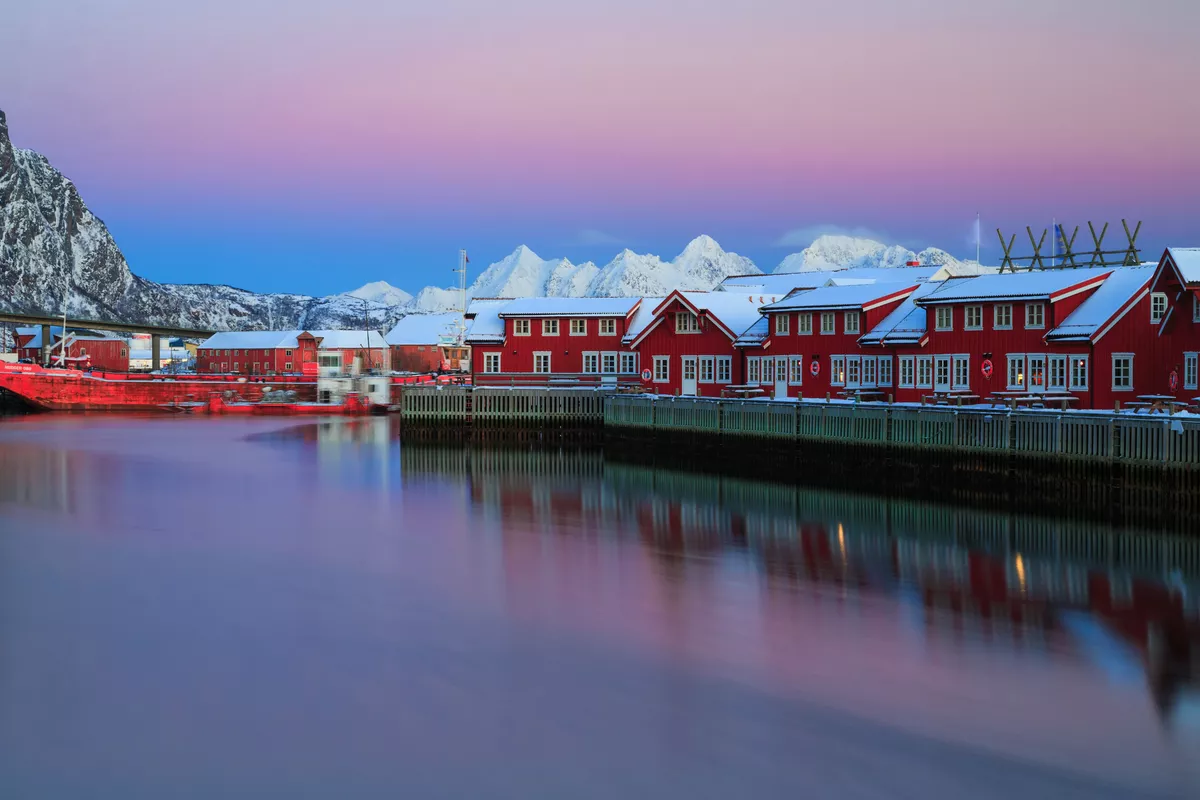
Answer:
[0,311,217,370]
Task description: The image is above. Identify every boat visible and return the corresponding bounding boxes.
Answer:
[0,361,318,412]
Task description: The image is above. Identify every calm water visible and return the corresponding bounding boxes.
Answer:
[0,416,1198,799]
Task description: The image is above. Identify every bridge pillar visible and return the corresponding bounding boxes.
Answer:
[151,337,161,372]
[41,323,51,366]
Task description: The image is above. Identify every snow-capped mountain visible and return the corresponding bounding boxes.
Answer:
[774,235,964,274]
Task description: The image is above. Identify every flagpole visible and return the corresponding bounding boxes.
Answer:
[976,212,981,265]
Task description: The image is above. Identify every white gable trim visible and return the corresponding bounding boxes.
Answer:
[1092,286,1150,345]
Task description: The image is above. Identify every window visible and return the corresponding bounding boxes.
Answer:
[318,354,341,368]
[1028,355,1046,390]
[233,349,240,356]
[699,356,714,383]
[514,319,531,336]
[121,348,128,357]
[1185,353,1198,391]
[284,349,292,356]
[569,319,587,336]
[675,312,700,333]
[775,315,790,335]
[878,357,892,387]
[952,355,969,390]
[284,362,292,371]
[935,307,953,331]
[1112,353,1133,391]
[788,355,804,385]
[1025,303,1044,329]
[599,319,617,336]
[483,353,501,373]
[899,356,914,388]
[1007,354,1026,389]
[965,306,983,330]
[844,357,860,387]
[716,356,731,383]
[602,352,618,374]
[1194,295,1200,323]
[994,304,1012,330]
[1070,356,1089,390]
[233,362,240,371]
[209,362,216,372]
[934,355,951,391]
[583,352,599,373]
[916,356,932,389]
[757,358,772,384]
[533,352,551,373]
[1048,355,1067,390]
[844,312,860,335]
[653,355,669,382]
[542,319,559,336]
[862,356,877,386]
[797,313,812,335]
[620,353,638,374]
[682,357,698,385]
[830,355,846,386]
[820,312,836,335]
[1151,293,1168,324]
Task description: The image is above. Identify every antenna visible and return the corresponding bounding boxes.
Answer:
[453,249,469,345]
[975,212,981,265]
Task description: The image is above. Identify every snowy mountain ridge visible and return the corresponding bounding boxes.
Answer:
[773,234,964,274]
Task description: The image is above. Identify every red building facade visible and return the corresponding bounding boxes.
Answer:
[197,331,386,375]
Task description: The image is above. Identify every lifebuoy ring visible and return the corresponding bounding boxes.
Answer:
[641,368,653,382]
[1169,369,1179,393]
[981,358,993,379]
[809,360,820,377]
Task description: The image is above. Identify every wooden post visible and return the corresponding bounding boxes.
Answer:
[825,392,830,403]
[1114,401,1120,413]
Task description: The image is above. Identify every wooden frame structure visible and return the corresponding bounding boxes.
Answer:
[997,220,1141,272]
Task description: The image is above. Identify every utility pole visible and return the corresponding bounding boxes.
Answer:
[453,249,469,344]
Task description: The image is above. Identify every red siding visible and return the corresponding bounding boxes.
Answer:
[632,297,741,396]
[473,313,633,384]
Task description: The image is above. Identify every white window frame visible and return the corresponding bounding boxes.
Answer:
[916,356,932,389]
[1111,353,1133,391]
[935,306,953,332]
[845,356,861,388]
[542,319,559,336]
[934,355,951,391]
[1048,355,1067,391]
[797,313,813,335]
[534,352,552,373]
[952,354,970,390]
[964,305,983,331]
[1185,353,1199,391]
[898,356,914,388]
[599,318,617,336]
[994,304,1012,330]
[514,319,531,336]
[284,362,292,371]
[830,355,846,386]
[1025,303,1045,329]
[1027,354,1047,392]
[570,319,587,336]
[844,311,860,335]
[861,356,877,387]
[483,352,502,373]
[601,351,618,374]
[653,355,669,383]
[699,355,715,383]
[582,352,599,374]
[1150,293,1168,324]
[675,311,700,334]
[1193,295,1200,323]
[747,357,760,384]
[761,356,775,385]
[1069,355,1089,391]
[878,357,892,387]
[775,315,790,335]
[1007,354,1026,390]
[620,352,638,375]
[716,356,731,383]
[788,355,804,386]
[820,312,836,335]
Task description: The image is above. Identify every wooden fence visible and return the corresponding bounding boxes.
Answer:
[399,386,608,425]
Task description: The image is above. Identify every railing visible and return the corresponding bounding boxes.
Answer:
[400,385,608,424]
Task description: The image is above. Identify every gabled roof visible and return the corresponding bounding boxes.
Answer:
[1045,266,1155,343]
[385,313,462,346]
[761,282,917,313]
[621,297,665,345]
[1164,247,1200,286]
[464,299,512,344]
[917,268,1112,305]
[306,330,387,349]
[733,315,770,347]
[717,265,941,295]
[199,330,384,350]
[857,281,961,346]
[632,291,776,347]
[497,296,641,318]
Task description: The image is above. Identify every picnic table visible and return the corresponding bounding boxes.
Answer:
[1130,395,1189,414]
[722,384,766,398]
[923,391,980,406]
[838,388,886,402]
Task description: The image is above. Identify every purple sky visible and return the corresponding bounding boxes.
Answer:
[3,0,1199,295]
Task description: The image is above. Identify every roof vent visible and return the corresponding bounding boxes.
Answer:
[906,261,922,267]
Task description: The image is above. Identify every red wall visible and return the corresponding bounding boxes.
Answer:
[197,346,297,374]
[392,345,442,373]
[472,313,633,383]
[632,297,741,396]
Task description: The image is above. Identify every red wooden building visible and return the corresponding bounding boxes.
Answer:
[386,312,469,373]
[197,330,388,375]
[745,283,917,399]
[468,297,643,384]
[16,327,130,371]
[629,291,776,396]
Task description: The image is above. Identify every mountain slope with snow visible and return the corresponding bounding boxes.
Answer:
[774,234,965,274]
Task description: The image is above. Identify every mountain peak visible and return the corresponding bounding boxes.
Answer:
[345,280,413,306]
[679,234,723,257]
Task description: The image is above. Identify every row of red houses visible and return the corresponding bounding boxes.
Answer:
[466,247,1200,409]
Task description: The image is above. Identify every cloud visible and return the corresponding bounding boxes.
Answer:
[574,229,625,246]
[773,224,891,249]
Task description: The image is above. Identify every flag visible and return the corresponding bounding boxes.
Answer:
[464,252,469,264]
[1054,224,1069,264]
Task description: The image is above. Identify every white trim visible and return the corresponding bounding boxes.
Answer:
[1069,355,1089,391]
[619,352,639,375]
[898,355,915,388]
[1006,353,1026,390]
[569,318,588,336]
[952,354,970,390]
[715,355,732,383]
[862,287,916,312]
[788,355,804,386]
[1185,352,1198,391]
[878,356,892,387]
[1111,352,1134,392]
[1094,287,1150,344]
[993,303,1013,330]
[843,311,860,335]
[598,318,618,336]
[582,351,599,374]
[628,316,666,349]
[774,314,790,336]
[541,319,559,336]
[533,351,552,373]
[915,356,932,389]
[797,312,813,335]
[483,352,502,374]
[699,355,715,383]
[747,356,761,384]
[1048,354,1067,391]
[1049,276,1109,303]
[964,305,983,331]
[830,355,846,386]
[1150,292,1168,324]
[933,354,951,391]
[820,311,836,335]
[601,351,618,374]
[674,311,701,334]
[935,306,953,332]
[1024,303,1045,329]
[652,355,670,383]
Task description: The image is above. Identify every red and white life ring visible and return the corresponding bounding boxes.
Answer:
[981,358,994,379]
[641,368,653,382]
[809,359,820,377]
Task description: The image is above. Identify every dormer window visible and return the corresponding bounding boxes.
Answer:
[675,311,700,333]
[1151,292,1168,324]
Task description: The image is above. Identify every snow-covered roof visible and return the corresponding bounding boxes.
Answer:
[199,330,384,350]
[674,291,780,339]
[307,330,387,349]
[621,297,665,344]
[917,268,1112,304]
[464,300,510,344]
[718,273,833,295]
[1046,266,1154,342]
[1168,247,1200,285]
[857,282,959,346]
[718,265,941,295]
[496,296,641,318]
[762,282,917,312]
[929,263,1000,281]
[385,313,462,346]
[733,315,770,346]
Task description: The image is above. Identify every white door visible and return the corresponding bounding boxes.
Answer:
[681,356,698,396]
[934,355,951,391]
[774,356,789,399]
[1028,355,1046,393]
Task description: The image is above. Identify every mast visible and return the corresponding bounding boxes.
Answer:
[454,249,468,344]
[975,212,981,265]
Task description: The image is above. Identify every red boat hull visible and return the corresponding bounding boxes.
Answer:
[0,363,317,412]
